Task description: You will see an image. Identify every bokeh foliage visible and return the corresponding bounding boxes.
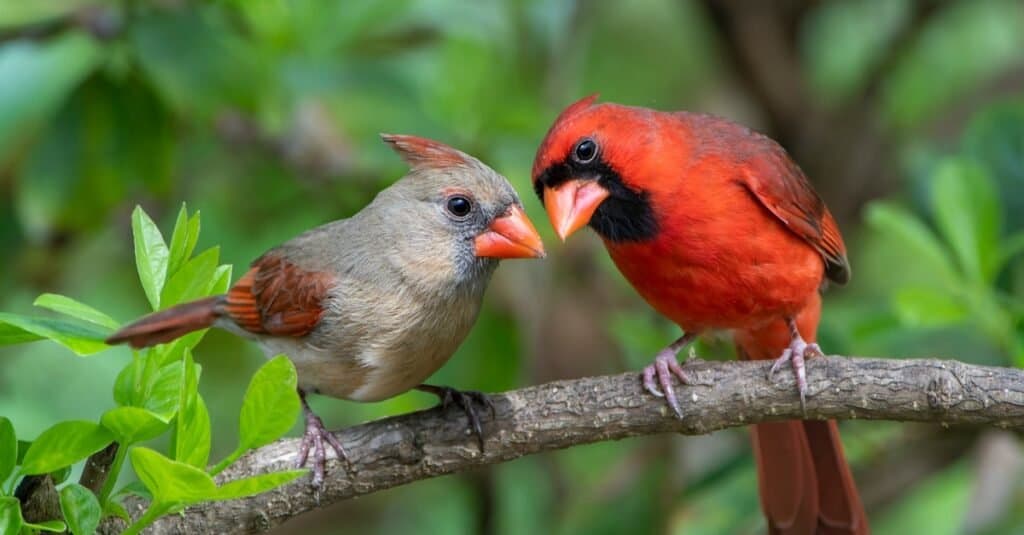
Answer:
[0,0,1022,534]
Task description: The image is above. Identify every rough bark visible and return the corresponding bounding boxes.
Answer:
[97,355,1024,534]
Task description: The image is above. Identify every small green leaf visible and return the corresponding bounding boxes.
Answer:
[0,313,110,355]
[132,206,170,311]
[113,353,142,407]
[50,465,71,485]
[59,483,100,535]
[894,286,969,327]
[21,421,114,475]
[209,264,233,295]
[931,159,1001,283]
[144,361,185,421]
[160,246,219,307]
[103,498,130,521]
[23,519,66,532]
[238,355,300,450]
[175,352,210,468]
[166,204,191,277]
[101,407,170,445]
[0,497,20,535]
[211,470,306,501]
[0,417,14,484]
[130,447,216,504]
[33,293,120,330]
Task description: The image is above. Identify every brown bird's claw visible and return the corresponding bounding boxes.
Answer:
[643,350,698,419]
[296,391,351,495]
[417,384,494,451]
[768,332,822,415]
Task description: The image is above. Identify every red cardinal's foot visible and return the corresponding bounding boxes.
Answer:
[417,384,495,451]
[296,390,350,493]
[641,333,701,419]
[767,323,823,411]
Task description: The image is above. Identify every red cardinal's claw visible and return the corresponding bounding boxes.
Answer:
[642,350,696,419]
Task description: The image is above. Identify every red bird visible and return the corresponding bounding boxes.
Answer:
[532,96,867,534]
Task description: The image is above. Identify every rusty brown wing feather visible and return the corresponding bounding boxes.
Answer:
[224,255,334,337]
[739,148,850,285]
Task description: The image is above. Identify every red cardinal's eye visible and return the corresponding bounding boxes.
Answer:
[446,195,473,218]
[573,138,597,163]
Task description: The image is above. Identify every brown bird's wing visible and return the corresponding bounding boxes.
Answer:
[739,149,850,285]
[223,254,334,337]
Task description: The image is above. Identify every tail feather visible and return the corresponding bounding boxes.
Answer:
[736,294,868,534]
[106,296,222,348]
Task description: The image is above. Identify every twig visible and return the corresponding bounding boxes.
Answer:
[97,355,1024,534]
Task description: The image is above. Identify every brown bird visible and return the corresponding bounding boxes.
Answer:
[107,135,546,488]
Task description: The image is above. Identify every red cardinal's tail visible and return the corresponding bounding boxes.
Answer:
[106,296,222,348]
[735,294,868,535]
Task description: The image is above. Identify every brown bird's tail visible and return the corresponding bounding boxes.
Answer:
[106,296,222,348]
[734,294,868,535]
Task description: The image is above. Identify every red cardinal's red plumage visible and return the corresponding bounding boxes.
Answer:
[533,96,867,534]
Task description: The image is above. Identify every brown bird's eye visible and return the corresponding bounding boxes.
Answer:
[573,138,597,163]
[446,195,472,218]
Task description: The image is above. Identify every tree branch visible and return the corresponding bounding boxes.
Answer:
[100,355,1024,534]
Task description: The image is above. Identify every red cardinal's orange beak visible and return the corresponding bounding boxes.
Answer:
[474,204,546,259]
[543,179,610,241]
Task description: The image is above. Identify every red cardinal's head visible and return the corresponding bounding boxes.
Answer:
[531,95,673,243]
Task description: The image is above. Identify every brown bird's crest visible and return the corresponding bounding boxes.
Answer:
[380,134,474,170]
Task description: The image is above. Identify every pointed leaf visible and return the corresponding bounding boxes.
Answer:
[160,246,219,307]
[23,519,66,532]
[866,202,961,287]
[239,355,300,450]
[175,352,210,468]
[0,417,14,484]
[130,447,216,504]
[21,421,113,475]
[931,159,1001,283]
[0,313,110,355]
[166,204,191,277]
[59,483,100,535]
[132,206,170,310]
[211,470,306,501]
[101,407,170,445]
[33,293,120,330]
[144,360,185,421]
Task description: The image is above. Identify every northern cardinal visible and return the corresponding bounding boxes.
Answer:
[108,135,546,488]
[532,96,867,534]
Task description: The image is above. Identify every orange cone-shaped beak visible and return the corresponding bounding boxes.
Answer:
[543,179,611,241]
[474,204,546,259]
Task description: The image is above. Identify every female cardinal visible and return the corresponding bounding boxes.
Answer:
[532,96,866,534]
[107,134,545,488]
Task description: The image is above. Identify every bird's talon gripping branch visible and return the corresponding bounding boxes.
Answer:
[417,384,494,451]
[768,320,823,413]
[296,393,350,492]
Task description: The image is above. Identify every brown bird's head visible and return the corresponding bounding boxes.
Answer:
[377,134,545,284]
[531,95,664,243]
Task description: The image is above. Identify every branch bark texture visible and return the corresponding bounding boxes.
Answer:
[103,355,1024,534]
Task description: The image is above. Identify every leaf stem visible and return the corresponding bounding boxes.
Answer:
[122,503,168,535]
[207,447,244,477]
[98,443,127,504]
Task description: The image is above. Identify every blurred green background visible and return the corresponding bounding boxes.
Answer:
[1,0,1023,533]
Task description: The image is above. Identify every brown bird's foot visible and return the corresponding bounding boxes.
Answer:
[416,384,495,451]
[767,320,823,412]
[296,390,350,493]
[642,332,701,419]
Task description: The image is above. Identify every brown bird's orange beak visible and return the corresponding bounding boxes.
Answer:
[474,204,546,259]
[543,179,610,241]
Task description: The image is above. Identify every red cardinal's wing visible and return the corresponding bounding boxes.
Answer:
[223,255,333,337]
[739,149,850,285]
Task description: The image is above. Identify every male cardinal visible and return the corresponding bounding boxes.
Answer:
[532,96,867,534]
[108,135,545,488]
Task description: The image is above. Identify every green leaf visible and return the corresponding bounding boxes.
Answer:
[33,293,120,330]
[23,519,66,532]
[101,407,170,445]
[0,496,20,535]
[0,417,14,484]
[132,206,170,311]
[50,465,72,485]
[21,421,114,475]
[238,355,300,450]
[102,498,130,522]
[130,447,216,505]
[894,286,969,327]
[930,159,1001,283]
[865,202,961,287]
[0,313,110,355]
[0,32,101,165]
[144,361,185,421]
[175,352,210,468]
[211,470,306,501]
[59,483,100,535]
[166,204,190,277]
[160,246,219,308]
